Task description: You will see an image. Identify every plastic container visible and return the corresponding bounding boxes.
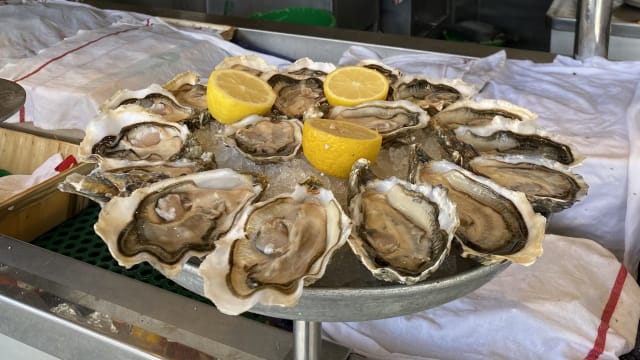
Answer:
[250,7,336,28]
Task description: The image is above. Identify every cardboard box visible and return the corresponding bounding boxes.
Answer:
[0,127,93,241]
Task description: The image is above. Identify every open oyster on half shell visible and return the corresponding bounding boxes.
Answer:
[348,159,458,284]
[327,100,429,143]
[392,76,476,115]
[223,114,303,164]
[199,178,351,315]
[99,84,195,123]
[431,99,537,129]
[409,145,546,265]
[94,169,267,277]
[80,104,207,163]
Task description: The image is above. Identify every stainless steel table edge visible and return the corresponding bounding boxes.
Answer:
[0,235,352,359]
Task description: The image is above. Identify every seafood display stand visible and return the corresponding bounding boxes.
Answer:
[0,4,557,359]
[174,248,510,359]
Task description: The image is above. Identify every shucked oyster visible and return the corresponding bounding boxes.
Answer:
[467,154,588,215]
[348,159,458,284]
[409,145,546,265]
[100,84,195,123]
[163,71,208,111]
[58,157,211,206]
[453,116,579,166]
[392,76,476,115]
[431,99,537,129]
[94,169,267,277]
[264,73,329,119]
[223,115,303,164]
[215,55,278,76]
[80,104,205,163]
[281,57,336,78]
[199,179,351,315]
[328,100,429,142]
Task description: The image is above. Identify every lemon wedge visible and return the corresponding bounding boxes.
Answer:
[323,66,389,107]
[302,118,382,178]
[206,68,276,124]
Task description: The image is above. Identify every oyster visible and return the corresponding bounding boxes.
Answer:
[99,84,194,123]
[409,145,546,265]
[198,179,351,315]
[223,115,303,164]
[163,71,208,111]
[453,116,579,165]
[264,73,328,118]
[80,105,204,163]
[421,124,479,167]
[282,57,336,78]
[215,54,278,76]
[328,100,429,142]
[467,154,588,215]
[431,99,537,129]
[58,157,211,206]
[94,169,267,277]
[348,159,458,284]
[356,59,403,88]
[392,76,476,115]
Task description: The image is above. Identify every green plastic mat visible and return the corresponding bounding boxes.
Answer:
[31,202,290,329]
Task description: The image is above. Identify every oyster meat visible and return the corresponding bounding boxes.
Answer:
[264,73,328,119]
[431,99,537,129]
[199,179,351,315]
[94,169,267,277]
[453,116,578,165]
[59,157,211,206]
[467,154,588,214]
[328,100,429,142]
[223,115,303,164]
[163,71,208,112]
[348,159,458,284]
[409,145,546,265]
[99,84,195,123]
[282,57,336,78]
[392,76,476,115]
[80,105,205,163]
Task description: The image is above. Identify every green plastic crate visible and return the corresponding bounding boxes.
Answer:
[250,7,336,27]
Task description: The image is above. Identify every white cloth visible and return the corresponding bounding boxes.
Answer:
[0,1,289,131]
[0,153,63,203]
[323,234,640,360]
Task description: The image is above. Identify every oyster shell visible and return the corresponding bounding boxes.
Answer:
[282,57,336,78]
[58,157,211,206]
[409,145,546,265]
[198,179,351,315]
[467,154,588,215]
[453,116,579,166]
[163,71,208,111]
[223,115,303,164]
[94,169,267,277]
[99,84,195,123]
[431,99,537,129]
[264,73,328,119]
[348,159,458,284]
[80,105,204,163]
[215,54,278,76]
[392,76,476,115]
[356,59,403,89]
[328,100,429,142]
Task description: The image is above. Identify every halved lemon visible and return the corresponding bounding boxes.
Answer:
[302,118,382,178]
[206,68,276,124]
[323,66,389,107]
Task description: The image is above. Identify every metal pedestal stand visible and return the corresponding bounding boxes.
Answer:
[293,320,322,360]
[173,247,510,360]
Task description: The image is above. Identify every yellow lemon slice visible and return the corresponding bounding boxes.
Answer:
[206,68,276,124]
[323,66,389,107]
[302,118,382,178]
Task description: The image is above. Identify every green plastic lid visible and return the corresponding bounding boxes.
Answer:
[250,7,336,27]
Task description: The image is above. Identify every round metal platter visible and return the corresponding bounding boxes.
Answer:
[0,78,26,122]
[173,245,510,322]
